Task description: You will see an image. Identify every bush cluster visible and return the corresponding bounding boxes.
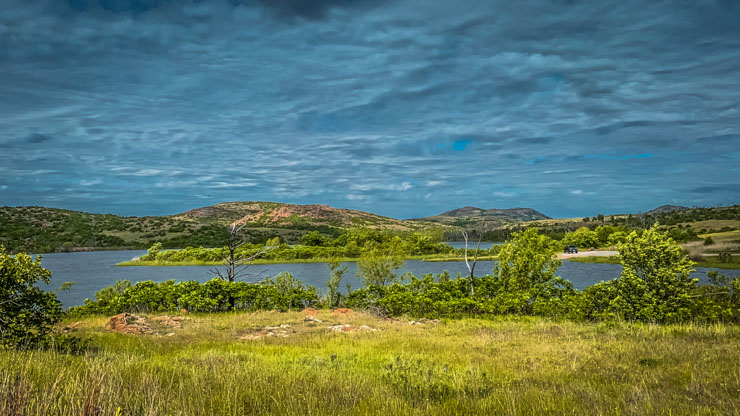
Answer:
[67,274,319,316]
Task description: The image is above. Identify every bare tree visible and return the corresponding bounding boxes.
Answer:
[462,223,486,296]
[210,223,275,283]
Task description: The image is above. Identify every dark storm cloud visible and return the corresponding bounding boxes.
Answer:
[252,0,383,20]
[0,0,738,217]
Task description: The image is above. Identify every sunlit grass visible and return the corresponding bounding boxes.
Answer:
[2,312,739,415]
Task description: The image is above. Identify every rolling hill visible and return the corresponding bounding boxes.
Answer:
[0,202,433,253]
[415,206,550,228]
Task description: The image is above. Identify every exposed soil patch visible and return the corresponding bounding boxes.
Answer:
[331,308,353,315]
[106,313,153,335]
[105,314,187,334]
[151,315,185,328]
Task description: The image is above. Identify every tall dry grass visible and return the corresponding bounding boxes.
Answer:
[1,312,739,415]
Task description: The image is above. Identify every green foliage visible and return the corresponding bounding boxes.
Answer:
[704,236,715,245]
[583,225,699,322]
[68,278,319,316]
[326,259,347,308]
[300,231,328,246]
[494,228,561,293]
[718,252,732,263]
[561,227,600,248]
[0,247,63,348]
[357,238,406,286]
[142,242,163,260]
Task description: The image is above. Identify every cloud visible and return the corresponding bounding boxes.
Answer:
[0,0,738,217]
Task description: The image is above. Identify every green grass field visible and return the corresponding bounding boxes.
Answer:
[2,311,739,415]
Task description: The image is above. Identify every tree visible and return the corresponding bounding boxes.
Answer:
[0,246,63,348]
[612,224,696,321]
[357,238,405,286]
[326,258,348,308]
[210,223,276,283]
[301,231,328,247]
[561,227,600,248]
[494,228,561,292]
[462,225,485,296]
[142,242,163,261]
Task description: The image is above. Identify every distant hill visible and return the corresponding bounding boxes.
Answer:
[176,201,428,231]
[646,205,689,215]
[415,206,550,228]
[0,202,431,253]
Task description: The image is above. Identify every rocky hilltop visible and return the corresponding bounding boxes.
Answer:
[415,206,550,227]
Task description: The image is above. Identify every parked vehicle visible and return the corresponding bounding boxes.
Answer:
[564,245,578,253]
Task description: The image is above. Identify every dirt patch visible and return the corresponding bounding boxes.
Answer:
[151,315,185,328]
[301,308,320,315]
[331,308,353,315]
[106,313,153,334]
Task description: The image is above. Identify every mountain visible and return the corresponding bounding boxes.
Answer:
[646,205,689,215]
[176,201,427,230]
[415,206,550,227]
[0,202,431,253]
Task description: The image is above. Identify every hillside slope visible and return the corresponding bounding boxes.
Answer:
[0,201,432,253]
[415,206,550,228]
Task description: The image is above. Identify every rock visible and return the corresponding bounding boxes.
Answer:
[105,313,153,334]
[328,324,377,333]
[61,321,81,333]
[304,315,323,322]
[358,325,377,332]
[329,324,353,333]
[408,320,424,325]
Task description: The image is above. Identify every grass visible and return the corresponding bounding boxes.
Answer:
[683,219,740,233]
[1,311,738,415]
[567,256,622,265]
[568,255,740,270]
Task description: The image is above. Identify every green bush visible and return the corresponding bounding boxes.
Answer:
[68,278,320,316]
[0,246,63,348]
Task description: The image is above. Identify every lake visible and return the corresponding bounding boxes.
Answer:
[35,250,740,308]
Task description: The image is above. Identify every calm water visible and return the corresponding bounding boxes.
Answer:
[36,250,740,308]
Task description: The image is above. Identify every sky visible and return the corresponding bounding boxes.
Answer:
[1,0,739,219]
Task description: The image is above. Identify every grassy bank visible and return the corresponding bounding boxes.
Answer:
[116,254,491,266]
[2,311,739,415]
[568,255,740,270]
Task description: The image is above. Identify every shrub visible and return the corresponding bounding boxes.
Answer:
[0,247,63,348]
[68,278,320,316]
[704,236,714,246]
[585,225,697,322]
[718,252,732,263]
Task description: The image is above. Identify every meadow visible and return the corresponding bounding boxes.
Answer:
[2,311,739,416]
